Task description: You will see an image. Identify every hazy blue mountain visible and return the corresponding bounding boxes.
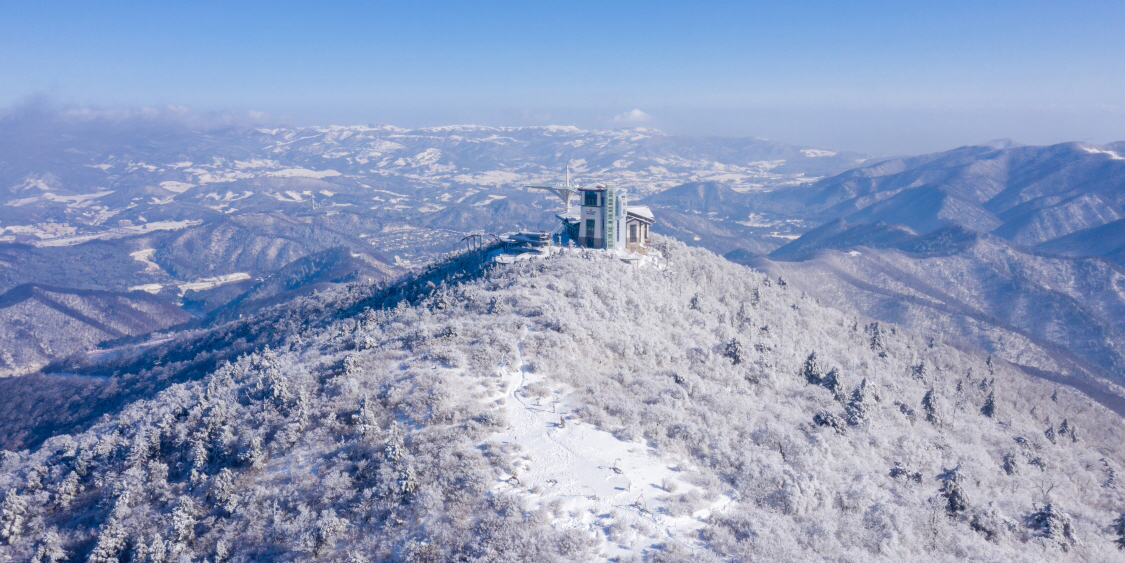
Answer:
[760,141,1125,247]
[626,140,1125,258]
[708,141,1125,394]
[637,182,816,256]
[202,246,390,323]
[765,222,981,260]
[0,214,404,373]
[640,181,753,215]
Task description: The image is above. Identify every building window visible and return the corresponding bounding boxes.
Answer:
[586,219,596,238]
[629,224,637,243]
[584,191,599,206]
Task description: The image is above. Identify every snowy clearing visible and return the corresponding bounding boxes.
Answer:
[801,149,838,157]
[489,333,729,561]
[129,248,164,273]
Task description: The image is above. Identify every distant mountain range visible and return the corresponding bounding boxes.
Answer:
[768,140,1125,252]
[638,140,1125,260]
[0,117,870,243]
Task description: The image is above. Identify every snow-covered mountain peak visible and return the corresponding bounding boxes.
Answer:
[1,239,1122,561]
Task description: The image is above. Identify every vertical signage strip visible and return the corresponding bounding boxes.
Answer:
[605,185,616,249]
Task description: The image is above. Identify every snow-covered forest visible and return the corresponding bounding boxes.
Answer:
[1,238,1124,562]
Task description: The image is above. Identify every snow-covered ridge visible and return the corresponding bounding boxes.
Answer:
[1081,145,1124,160]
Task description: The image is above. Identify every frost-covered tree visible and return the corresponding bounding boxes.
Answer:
[88,519,128,563]
[32,531,67,563]
[922,387,942,426]
[0,491,25,546]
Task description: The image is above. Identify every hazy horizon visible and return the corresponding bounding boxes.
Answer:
[3,1,1124,154]
[3,97,1120,160]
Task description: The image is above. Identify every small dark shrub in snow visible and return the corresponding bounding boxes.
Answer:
[968,506,1013,543]
[813,412,846,434]
[894,401,917,423]
[981,390,996,418]
[802,352,824,384]
[1002,453,1018,476]
[922,387,942,426]
[1058,419,1078,443]
[721,338,745,365]
[890,462,922,483]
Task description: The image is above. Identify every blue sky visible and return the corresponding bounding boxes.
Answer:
[2,1,1123,154]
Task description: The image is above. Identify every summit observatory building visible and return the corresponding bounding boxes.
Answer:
[526,169,654,251]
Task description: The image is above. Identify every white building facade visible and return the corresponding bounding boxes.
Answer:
[576,184,628,249]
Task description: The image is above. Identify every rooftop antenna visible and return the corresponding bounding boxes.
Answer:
[526,163,580,212]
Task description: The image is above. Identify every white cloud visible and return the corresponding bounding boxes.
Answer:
[612,109,652,123]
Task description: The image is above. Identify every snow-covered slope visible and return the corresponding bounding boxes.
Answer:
[1,240,1122,561]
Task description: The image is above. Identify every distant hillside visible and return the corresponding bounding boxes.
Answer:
[203,246,389,323]
[0,284,191,376]
[641,181,753,216]
[0,215,403,375]
[760,141,1125,249]
[1036,217,1125,264]
[768,219,918,260]
[148,214,400,281]
[1,241,1123,561]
